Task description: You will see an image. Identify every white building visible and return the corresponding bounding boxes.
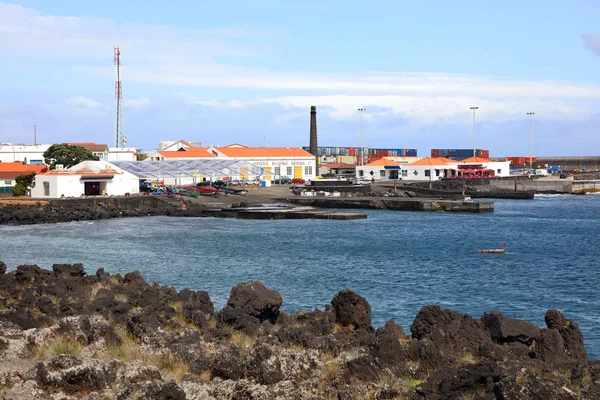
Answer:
[356,159,402,181]
[400,156,512,181]
[31,161,140,198]
[0,144,50,165]
[0,143,137,165]
[145,142,317,182]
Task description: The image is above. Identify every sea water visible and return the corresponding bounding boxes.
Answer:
[2,194,599,358]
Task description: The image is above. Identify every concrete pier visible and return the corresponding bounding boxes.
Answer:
[284,197,494,212]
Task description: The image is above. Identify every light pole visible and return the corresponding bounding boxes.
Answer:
[358,108,366,165]
[470,106,479,157]
[527,112,535,171]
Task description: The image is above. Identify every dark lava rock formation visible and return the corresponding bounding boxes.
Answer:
[0,263,598,399]
[0,197,205,226]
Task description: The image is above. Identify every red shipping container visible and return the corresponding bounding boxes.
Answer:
[431,150,438,157]
[481,150,490,159]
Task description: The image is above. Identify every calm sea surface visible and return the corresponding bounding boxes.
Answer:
[2,195,599,358]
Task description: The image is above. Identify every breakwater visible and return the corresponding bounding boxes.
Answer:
[0,263,597,399]
[285,196,494,212]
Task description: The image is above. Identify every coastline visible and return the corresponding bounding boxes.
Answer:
[0,263,598,399]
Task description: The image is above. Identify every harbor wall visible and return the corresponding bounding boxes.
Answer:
[572,180,600,193]
[50,196,165,210]
[489,179,572,193]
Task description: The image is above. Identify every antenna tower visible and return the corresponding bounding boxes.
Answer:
[114,46,126,147]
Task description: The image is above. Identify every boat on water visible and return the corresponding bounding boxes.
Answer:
[477,249,505,254]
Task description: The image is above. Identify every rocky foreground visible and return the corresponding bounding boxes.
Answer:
[0,263,598,400]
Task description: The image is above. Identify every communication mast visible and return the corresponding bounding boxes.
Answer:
[114,46,126,147]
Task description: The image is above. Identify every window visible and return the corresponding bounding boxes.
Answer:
[497,169,501,174]
[359,170,364,177]
[425,170,431,177]
[274,167,281,176]
[304,166,313,175]
[380,170,386,178]
[435,170,440,177]
[286,167,292,176]
[402,170,408,177]
[43,181,50,196]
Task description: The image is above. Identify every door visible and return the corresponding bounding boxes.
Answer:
[294,166,302,178]
[84,182,101,196]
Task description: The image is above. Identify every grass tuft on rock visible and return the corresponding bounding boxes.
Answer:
[32,336,82,359]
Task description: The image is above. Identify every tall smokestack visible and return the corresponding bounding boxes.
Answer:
[309,106,318,172]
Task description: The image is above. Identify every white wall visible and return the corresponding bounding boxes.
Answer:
[0,145,50,165]
[32,175,84,198]
[1,178,15,187]
[106,173,140,195]
[107,148,137,162]
[356,166,395,181]
[32,171,140,198]
[401,165,457,181]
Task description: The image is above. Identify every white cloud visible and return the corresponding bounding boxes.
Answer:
[2,1,600,131]
[42,96,108,116]
[182,94,592,125]
[65,96,104,109]
[123,97,151,108]
[0,2,269,63]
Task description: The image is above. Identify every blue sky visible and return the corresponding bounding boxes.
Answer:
[1,1,599,156]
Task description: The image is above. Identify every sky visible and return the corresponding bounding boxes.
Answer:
[0,1,599,156]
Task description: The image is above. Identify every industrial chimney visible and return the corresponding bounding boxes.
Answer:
[309,106,318,170]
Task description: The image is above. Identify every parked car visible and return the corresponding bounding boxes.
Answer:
[352,179,371,185]
[274,177,292,184]
[291,178,305,184]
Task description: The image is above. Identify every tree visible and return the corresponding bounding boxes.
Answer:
[16,172,37,189]
[43,144,100,169]
[12,172,37,197]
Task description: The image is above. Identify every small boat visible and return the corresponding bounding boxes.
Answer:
[477,249,505,254]
[221,187,248,196]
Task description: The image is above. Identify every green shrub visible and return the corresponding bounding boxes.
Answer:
[12,183,27,196]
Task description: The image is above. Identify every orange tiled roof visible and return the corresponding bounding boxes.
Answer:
[364,158,400,167]
[216,147,313,158]
[0,162,48,173]
[68,142,108,152]
[406,157,455,166]
[460,156,491,163]
[158,149,216,158]
[159,147,312,158]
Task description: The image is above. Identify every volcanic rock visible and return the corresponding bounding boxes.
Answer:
[481,310,541,345]
[227,280,282,323]
[331,289,372,329]
[411,305,498,362]
[52,263,86,277]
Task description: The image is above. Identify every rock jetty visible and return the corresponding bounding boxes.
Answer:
[0,198,205,226]
[0,262,598,399]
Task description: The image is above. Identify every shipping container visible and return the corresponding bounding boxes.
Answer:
[406,149,417,157]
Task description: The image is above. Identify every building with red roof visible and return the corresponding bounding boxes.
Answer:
[0,162,48,194]
[145,142,317,182]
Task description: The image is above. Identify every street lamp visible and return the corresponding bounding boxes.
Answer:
[358,108,366,166]
[527,112,535,171]
[470,106,479,157]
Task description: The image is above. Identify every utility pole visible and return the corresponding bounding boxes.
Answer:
[358,108,366,165]
[470,106,479,157]
[527,112,535,171]
[34,125,37,146]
